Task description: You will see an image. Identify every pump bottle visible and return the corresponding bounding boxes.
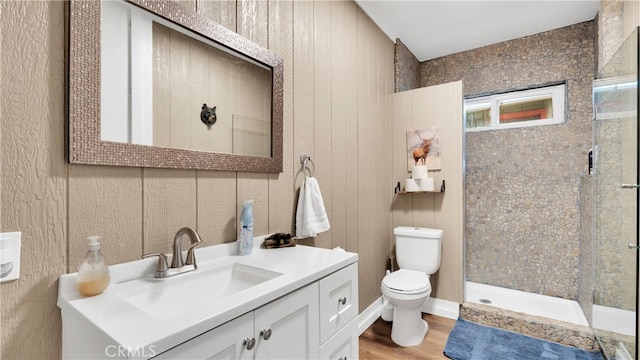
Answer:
[76,236,110,296]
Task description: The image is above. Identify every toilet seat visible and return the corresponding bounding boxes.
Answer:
[382,269,430,295]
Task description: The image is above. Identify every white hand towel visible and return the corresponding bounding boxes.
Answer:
[296,176,330,239]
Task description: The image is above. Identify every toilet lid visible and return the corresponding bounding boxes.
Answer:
[382,269,430,294]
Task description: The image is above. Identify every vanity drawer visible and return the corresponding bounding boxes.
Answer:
[319,317,358,360]
[319,263,358,344]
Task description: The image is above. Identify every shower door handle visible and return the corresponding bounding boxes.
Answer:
[621,183,640,189]
[628,243,640,250]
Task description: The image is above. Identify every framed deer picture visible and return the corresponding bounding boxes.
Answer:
[406,127,441,171]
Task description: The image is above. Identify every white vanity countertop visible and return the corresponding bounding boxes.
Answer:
[57,236,358,358]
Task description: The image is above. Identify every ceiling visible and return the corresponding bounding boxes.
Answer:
[354,0,600,62]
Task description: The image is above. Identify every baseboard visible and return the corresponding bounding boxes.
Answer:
[421,297,460,319]
[356,296,460,335]
[357,297,384,335]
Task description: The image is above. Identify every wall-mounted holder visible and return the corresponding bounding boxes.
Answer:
[393,180,446,194]
[0,232,21,282]
[300,154,314,176]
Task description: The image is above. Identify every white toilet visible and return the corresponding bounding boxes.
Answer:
[381,226,443,347]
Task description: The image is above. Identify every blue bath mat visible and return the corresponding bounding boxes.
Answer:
[444,318,603,360]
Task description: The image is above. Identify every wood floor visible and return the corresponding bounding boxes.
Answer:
[359,314,456,360]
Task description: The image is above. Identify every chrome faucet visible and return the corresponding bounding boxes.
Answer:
[142,227,203,278]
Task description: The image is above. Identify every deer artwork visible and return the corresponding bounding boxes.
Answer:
[412,135,433,165]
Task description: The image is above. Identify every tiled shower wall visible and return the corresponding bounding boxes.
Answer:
[421,21,596,299]
[394,38,420,92]
[598,0,624,73]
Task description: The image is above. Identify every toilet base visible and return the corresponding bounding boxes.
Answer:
[390,307,429,347]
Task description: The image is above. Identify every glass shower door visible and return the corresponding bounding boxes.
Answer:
[592,28,638,360]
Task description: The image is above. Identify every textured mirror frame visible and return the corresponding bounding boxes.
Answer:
[68,0,283,172]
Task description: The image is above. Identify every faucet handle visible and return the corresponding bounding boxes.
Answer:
[142,253,169,276]
[185,243,202,267]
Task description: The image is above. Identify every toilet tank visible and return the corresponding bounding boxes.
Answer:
[394,226,443,274]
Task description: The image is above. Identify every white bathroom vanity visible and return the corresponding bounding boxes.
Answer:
[57,237,359,359]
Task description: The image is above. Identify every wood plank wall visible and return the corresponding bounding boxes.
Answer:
[391,83,464,303]
[1,0,394,358]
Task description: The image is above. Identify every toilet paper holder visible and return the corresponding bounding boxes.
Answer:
[393,179,446,194]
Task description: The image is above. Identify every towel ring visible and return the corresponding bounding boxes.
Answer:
[300,154,313,177]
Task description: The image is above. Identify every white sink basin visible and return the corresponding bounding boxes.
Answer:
[116,262,282,319]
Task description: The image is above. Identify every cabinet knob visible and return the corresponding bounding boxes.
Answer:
[243,337,256,350]
[260,328,272,340]
[338,297,347,305]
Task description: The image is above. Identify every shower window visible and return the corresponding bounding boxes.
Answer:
[465,84,565,132]
[465,102,491,128]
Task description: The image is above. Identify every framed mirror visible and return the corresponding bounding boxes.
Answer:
[68,0,283,172]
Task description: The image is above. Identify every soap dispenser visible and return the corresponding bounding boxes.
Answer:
[238,200,254,255]
[76,236,110,296]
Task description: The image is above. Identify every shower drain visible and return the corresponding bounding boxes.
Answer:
[479,298,493,304]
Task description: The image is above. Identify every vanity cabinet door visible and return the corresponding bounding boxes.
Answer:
[253,283,320,360]
[153,312,254,360]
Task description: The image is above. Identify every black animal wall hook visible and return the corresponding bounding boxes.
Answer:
[200,104,217,129]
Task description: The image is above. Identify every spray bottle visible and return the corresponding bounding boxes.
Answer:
[239,200,254,255]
